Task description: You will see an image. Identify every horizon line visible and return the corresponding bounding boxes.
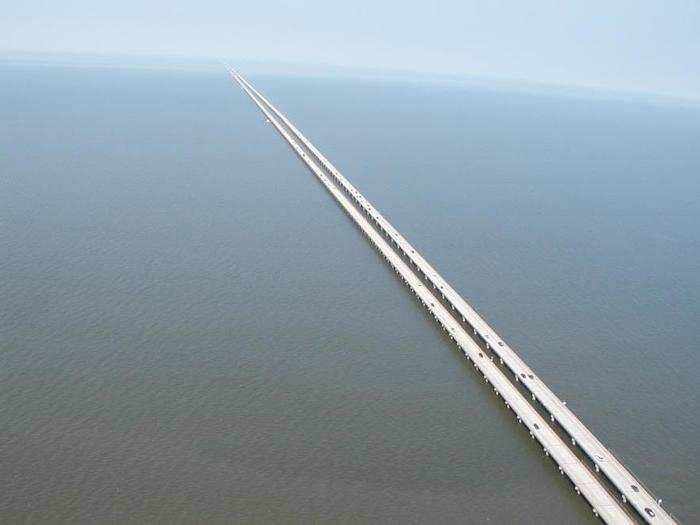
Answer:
[2,49,699,106]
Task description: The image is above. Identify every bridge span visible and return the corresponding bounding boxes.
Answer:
[229,69,677,525]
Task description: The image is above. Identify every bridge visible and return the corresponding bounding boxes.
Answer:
[229,69,677,525]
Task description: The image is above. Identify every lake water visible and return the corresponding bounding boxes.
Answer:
[1,62,699,523]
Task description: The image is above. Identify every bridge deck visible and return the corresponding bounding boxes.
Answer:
[231,70,676,525]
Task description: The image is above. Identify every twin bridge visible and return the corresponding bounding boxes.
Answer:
[229,70,677,525]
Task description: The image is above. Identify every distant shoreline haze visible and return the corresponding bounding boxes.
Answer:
[2,51,699,108]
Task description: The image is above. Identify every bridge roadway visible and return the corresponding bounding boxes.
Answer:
[230,70,676,524]
[233,72,676,525]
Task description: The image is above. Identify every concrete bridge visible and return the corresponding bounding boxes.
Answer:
[229,69,677,525]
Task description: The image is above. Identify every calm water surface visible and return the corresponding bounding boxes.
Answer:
[1,64,699,523]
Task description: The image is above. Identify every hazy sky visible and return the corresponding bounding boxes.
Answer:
[2,1,699,98]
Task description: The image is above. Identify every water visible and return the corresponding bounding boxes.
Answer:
[1,63,698,523]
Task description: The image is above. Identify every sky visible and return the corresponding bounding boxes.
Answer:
[2,0,699,99]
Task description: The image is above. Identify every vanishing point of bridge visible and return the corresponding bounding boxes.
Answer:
[229,69,677,525]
